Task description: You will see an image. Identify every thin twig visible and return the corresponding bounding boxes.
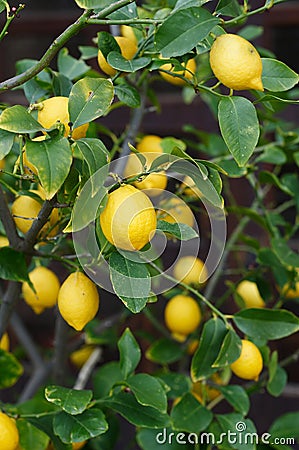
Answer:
[73,348,102,390]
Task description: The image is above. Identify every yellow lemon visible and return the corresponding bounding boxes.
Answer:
[0,159,5,170]
[70,345,96,368]
[230,339,263,381]
[236,280,265,308]
[120,25,138,46]
[137,135,163,153]
[187,338,199,355]
[164,294,201,335]
[11,191,59,237]
[157,197,194,228]
[209,34,263,91]
[173,256,208,286]
[171,332,188,343]
[97,36,137,77]
[100,185,157,251]
[159,58,196,86]
[22,266,60,314]
[0,333,10,351]
[0,412,19,450]
[0,236,9,247]
[37,96,89,139]
[58,272,99,331]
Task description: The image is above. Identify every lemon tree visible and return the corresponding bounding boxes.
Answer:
[0,0,298,449]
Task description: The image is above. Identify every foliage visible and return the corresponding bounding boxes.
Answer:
[0,0,298,449]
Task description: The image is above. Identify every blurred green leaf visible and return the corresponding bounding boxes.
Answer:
[218,385,250,416]
[0,129,14,160]
[57,48,90,80]
[0,349,23,389]
[146,338,184,364]
[269,411,299,439]
[171,392,213,433]
[17,419,49,450]
[118,328,141,379]
[271,237,299,267]
[45,385,92,415]
[157,372,191,399]
[93,362,123,399]
[0,248,30,283]
[137,427,194,450]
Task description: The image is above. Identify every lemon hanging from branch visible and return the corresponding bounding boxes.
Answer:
[209,34,264,91]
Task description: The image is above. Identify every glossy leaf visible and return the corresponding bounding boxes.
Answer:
[146,338,184,365]
[213,328,242,367]
[109,251,151,313]
[115,82,141,108]
[218,96,260,167]
[262,58,299,92]
[24,414,69,450]
[102,391,170,428]
[233,308,299,340]
[171,392,213,433]
[0,129,15,159]
[191,318,227,381]
[53,408,108,443]
[157,372,191,399]
[93,362,123,399]
[0,349,24,389]
[107,53,151,72]
[215,413,257,450]
[69,77,114,129]
[137,428,194,450]
[118,328,141,379]
[0,105,44,133]
[155,7,219,57]
[57,48,90,80]
[255,147,287,165]
[17,419,49,450]
[218,385,250,416]
[157,220,198,241]
[269,411,299,439]
[0,248,30,283]
[271,237,299,267]
[45,385,92,415]
[26,135,72,199]
[127,373,168,412]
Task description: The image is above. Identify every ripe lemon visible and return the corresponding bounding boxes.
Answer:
[11,191,59,237]
[209,34,264,91]
[157,197,194,228]
[181,175,202,199]
[58,272,99,331]
[159,58,196,86]
[100,185,157,251]
[37,96,89,139]
[236,280,265,308]
[0,159,5,170]
[0,411,19,450]
[22,266,60,314]
[164,294,201,335]
[0,333,10,351]
[230,339,263,381]
[120,25,138,46]
[97,36,137,77]
[137,135,163,153]
[70,345,96,368]
[173,256,208,286]
[0,236,9,247]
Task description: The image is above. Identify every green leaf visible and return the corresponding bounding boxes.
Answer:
[215,0,242,17]
[118,328,141,379]
[52,72,73,97]
[218,385,250,416]
[0,349,24,388]
[233,308,299,340]
[45,385,93,415]
[53,408,108,443]
[0,248,30,283]
[109,251,151,313]
[157,372,191,399]
[174,0,210,12]
[146,338,184,365]
[127,373,168,412]
[26,135,72,199]
[107,53,151,73]
[215,413,257,450]
[137,428,194,450]
[98,31,121,59]
[157,220,198,241]
[0,129,15,159]
[155,7,219,58]
[269,411,299,439]
[267,365,287,397]
[102,391,170,428]
[0,1,7,14]
[24,414,70,450]
[57,48,90,80]
[216,158,248,178]
[255,147,287,165]
[16,59,51,103]
[257,248,288,288]
[171,392,213,433]
[259,171,293,196]
[93,362,123,399]
[17,419,49,450]
[74,0,110,8]
[212,329,242,367]
[79,45,98,60]
[262,58,299,92]
[115,82,141,108]
[0,105,44,133]
[191,318,227,381]
[218,96,260,167]
[271,237,299,267]
[69,77,114,129]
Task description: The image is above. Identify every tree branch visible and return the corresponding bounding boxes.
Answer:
[73,348,102,390]
[52,312,71,384]
[0,186,21,248]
